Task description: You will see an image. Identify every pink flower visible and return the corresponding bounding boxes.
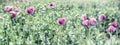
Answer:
[50,2,55,7]
[99,14,106,21]
[89,18,97,25]
[4,6,12,12]
[112,21,118,27]
[81,14,88,21]
[11,11,17,18]
[107,26,116,32]
[13,7,21,12]
[82,20,89,27]
[25,6,35,14]
[57,17,67,25]
[21,0,25,2]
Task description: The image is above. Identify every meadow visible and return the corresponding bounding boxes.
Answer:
[0,0,120,45]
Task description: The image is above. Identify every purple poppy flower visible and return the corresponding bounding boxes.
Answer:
[14,7,21,12]
[25,6,35,14]
[4,6,12,12]
[21,0,25,2]
[112,21,118,27]
[82,20,89,27]
[89,18,97,25]
[50,2,55,7]
[11,11,17,18]
[57,17,67,25]
[99,14,106,21]
[81,14,88,21]
[107,26,116,32]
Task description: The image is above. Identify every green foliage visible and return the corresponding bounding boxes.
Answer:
[0,0,120,45]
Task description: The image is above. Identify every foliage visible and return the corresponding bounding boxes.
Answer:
[0,0,120,45]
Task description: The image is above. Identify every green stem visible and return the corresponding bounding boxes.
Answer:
[85,27,89,39]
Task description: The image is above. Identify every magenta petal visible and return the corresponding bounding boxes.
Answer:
[57,17,67,25]
[107,26,116,32]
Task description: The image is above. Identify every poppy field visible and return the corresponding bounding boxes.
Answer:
[0,0,120,45]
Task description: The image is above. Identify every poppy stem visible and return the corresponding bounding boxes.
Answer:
[85,26,89,39]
